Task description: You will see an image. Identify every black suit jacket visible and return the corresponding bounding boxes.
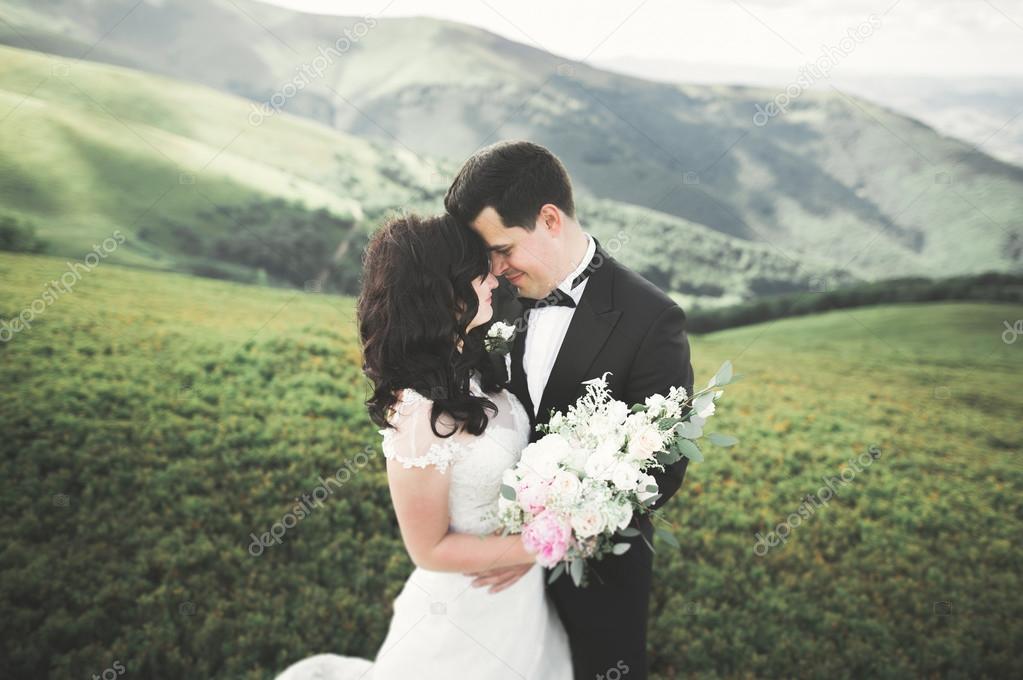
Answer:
[497,236,694,680]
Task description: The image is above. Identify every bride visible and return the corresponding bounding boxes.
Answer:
[275,214,573,679]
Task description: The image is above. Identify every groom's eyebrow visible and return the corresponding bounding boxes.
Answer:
[487,243,512,252]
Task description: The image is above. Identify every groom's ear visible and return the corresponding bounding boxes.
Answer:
[537,203,564,234]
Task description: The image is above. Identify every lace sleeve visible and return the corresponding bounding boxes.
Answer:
[379,389,465,473]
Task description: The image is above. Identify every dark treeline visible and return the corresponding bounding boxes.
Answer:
[688,272,1023,333]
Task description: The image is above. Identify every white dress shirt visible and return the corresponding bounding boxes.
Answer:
[508,232,596,417]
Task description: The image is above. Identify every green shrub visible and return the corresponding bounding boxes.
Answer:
[0,215,47,253]
[688,272,1023,332]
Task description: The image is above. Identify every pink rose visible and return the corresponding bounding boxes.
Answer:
[516,476,552,514]
[521,509,572,567]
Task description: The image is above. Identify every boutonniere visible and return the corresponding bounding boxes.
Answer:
[484,321,517,356]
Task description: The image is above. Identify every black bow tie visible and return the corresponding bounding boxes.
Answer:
[519,258,595,311]
[521,288,576,310]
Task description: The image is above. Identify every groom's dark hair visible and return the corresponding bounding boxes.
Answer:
[444,140,575,230]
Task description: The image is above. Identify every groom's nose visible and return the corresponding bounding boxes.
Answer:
[490,252,508,276]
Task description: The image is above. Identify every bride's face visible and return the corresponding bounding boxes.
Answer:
[465,271,500,333]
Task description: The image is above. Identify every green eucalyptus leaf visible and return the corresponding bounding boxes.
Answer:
[547,562,565,584]
[656,449,680,465]
[707,432,738,447]
[655,526,680,549]
[714,361,733,386]
[676,438,704,463]
[675,420,703,439]
[569,558,583,587]
[657,417,677,430]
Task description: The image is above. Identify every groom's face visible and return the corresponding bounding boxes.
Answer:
[470,206,563,300]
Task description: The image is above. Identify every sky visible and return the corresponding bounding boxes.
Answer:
[263,0,1023,79]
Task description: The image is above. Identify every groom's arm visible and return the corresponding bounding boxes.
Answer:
[625,303,694,512]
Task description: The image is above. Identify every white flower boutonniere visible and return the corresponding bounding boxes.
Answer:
[484,321,516,356]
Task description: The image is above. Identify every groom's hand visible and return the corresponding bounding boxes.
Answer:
[465,564,532,594]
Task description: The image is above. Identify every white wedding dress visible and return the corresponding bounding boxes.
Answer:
[275,371,573,680]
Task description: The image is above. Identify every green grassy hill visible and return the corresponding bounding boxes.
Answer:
[2,250,1020,678]
[3,0,1020,282]
[0,40,455,292]
[0,42,446,287]
[0,43,830,303]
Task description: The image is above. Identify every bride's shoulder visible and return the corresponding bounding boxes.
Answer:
[379,387,464,473]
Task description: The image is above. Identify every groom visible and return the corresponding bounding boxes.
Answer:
[445,141,694,679]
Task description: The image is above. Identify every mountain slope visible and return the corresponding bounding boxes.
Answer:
[0,42,446,285]
[1,0,1018,283]
[0,44,823,303]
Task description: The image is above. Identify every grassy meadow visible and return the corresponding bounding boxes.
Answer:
[1,250,1021,678]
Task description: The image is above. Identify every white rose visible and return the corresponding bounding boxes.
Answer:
[584,443,619,481]
[519,436,564,479]
[561,446,591,474]
[588,409,627,448]
[606,400,630,427]
[626,425,663,462]
[571,505,606,538]
[623,412,642,433]
[488,321,515,340]
[548,470,581,502]
[644,394,669,417]
[611,460,640,491]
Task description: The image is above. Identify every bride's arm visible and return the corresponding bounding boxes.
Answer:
[386,458,535,572]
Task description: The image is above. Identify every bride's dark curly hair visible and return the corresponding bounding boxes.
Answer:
[358,212,507,438]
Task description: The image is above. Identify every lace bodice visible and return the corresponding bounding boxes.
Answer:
[379,372,531,535]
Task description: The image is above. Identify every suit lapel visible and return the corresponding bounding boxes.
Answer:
[535,239,621,423]
[509,304,535,428]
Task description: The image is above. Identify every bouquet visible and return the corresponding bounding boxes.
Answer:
[498,361,738,586]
